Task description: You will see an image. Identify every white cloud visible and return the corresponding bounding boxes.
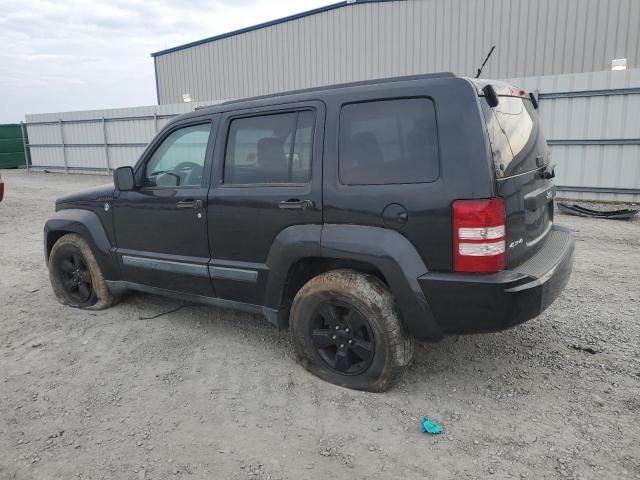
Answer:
[0,0,335,122]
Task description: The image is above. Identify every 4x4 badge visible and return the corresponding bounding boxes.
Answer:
[509,238,524,249]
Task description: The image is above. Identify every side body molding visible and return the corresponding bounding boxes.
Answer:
[44,208,120,280]
[320,224,444,341]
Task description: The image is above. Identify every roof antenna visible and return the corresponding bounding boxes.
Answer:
[475,45,496,78]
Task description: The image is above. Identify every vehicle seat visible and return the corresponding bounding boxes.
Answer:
[257,137,288,183]
[345,132,385,183]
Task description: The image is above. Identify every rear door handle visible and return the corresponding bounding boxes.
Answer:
[278,199,314,210]
[176,199,203,209]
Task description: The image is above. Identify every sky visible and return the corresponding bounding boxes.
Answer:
[0,0,336,123]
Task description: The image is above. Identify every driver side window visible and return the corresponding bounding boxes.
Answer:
[144,123,211,187]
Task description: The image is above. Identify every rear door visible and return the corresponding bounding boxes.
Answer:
[480,93,554,265]
[208,101,324,305]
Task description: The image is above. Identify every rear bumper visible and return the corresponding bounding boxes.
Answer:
[418,225,574,335]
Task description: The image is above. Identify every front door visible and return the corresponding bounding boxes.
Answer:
[208,102,324,305]
[113,118,217,296]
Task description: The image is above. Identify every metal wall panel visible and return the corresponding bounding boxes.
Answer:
[26,124,61,145]
[105,119,157,144]
[63,122,103,145]
[24,101,218,174]
[29,146,65,168]
[107,146,147,169]
[23,70,639,202]
[154,0,640,105]
[0,124,27,168]
[65,146,106,169]
[507,68,640,202]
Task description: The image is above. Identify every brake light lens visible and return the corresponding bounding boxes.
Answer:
[452,198,505,273]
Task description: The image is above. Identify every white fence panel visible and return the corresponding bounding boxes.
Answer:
[105,119,157,144]
[26,124,61,145]
[63,122,104,145]
[508,68,640,202]
[107,146,147,169]
[23,70,640,201]
[25,101,216,174]
[65,146,106,169]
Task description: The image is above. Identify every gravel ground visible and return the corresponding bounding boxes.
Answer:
[1,169,639,480]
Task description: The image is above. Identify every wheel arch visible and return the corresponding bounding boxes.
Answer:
[264,224,444,341]
[44,209,119,280]
[276,256,389,325]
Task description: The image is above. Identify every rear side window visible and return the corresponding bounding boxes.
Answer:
[339,98,439,185]
[223,110,315,184]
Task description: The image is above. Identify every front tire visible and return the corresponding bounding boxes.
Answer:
[290,269,414,392]
[48,233,118,310]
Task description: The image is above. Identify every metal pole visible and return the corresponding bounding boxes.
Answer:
[153,112,158,132]
[20,121,30,171]
[102,117,111,175]
[59,119,68,173]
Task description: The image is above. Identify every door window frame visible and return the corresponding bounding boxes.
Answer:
[132,116,218,191]
[212,101,324,190]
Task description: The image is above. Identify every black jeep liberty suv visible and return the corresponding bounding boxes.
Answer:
[45,73,574,391]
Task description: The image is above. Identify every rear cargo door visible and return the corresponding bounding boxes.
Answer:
[481,95,555,265]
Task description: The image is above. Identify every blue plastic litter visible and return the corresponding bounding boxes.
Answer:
[420,416,443,434]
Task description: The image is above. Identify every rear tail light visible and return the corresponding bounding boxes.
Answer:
[452,198,505,273]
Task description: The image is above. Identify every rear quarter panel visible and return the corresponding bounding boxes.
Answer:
[322,77,495,272]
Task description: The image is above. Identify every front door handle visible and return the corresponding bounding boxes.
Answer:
[177,199,203,209]
[278,199,314,210]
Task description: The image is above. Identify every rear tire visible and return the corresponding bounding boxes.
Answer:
[290,269,413,392]
[48,233,118,310]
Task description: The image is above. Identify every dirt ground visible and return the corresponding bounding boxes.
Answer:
[1,169,639,480]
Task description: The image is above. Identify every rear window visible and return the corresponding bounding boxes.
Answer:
[338,98,439,185]
[481,97,547,177]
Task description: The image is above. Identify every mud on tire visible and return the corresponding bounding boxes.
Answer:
[290,269,414,392]
[48,233,118,310]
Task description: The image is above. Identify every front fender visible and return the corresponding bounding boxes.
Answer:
[44,209,120,280]
[321,224,444,341]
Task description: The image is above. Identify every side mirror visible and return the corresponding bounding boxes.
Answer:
[114,166,135,191]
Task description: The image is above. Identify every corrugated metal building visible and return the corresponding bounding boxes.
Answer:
[152,0,640,104]
[23,0,640,201]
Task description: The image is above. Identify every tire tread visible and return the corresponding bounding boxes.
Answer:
[290,269,414,392]
[48,233,118,310]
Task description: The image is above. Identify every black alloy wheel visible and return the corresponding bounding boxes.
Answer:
[291,269,414,391]
[48,233,118,310]
[56,251,93,303]
[310,300,375,375]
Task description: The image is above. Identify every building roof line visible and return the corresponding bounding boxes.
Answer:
[150,0,395,57]
[193,71,455,110]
